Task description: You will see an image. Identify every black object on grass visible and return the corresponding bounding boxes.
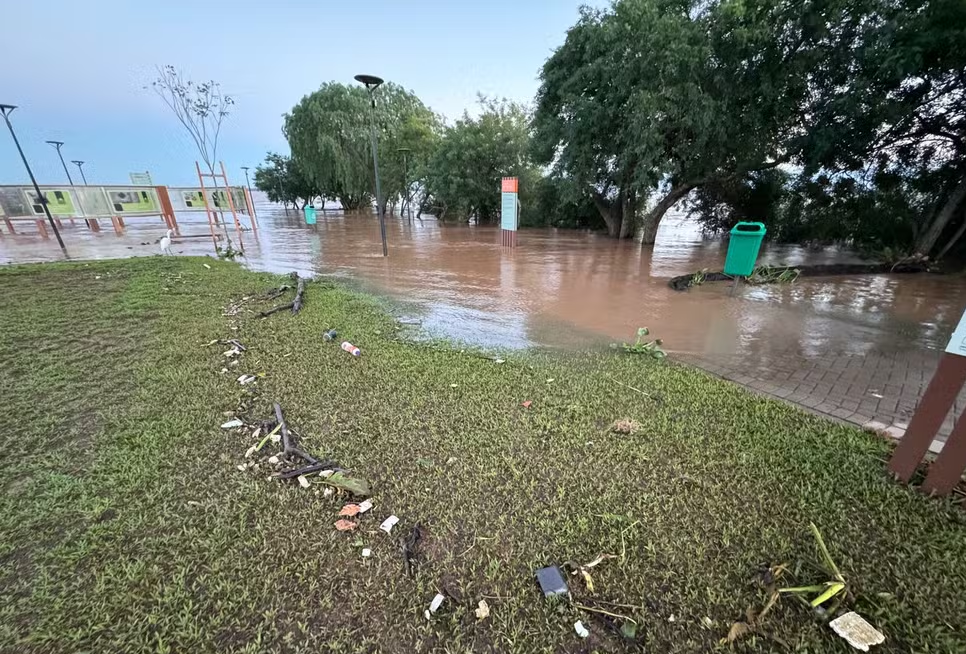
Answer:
[535,566,568,597]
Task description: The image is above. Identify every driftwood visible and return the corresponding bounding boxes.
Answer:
[668,261,935,291]
[260,273,307,317]
[273,402,318,465]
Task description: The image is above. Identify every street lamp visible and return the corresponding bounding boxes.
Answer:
[70,160,88,185]
[45,140,74,185]
[355,73,388,257]
[240,166,257,221]
[0,105,68,256]
[396,147,411,221]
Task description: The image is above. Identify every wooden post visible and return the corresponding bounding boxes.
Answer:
[889,308,966,496]
[36,219,49,239]
[155,186,180,236]
[3,218,15,234]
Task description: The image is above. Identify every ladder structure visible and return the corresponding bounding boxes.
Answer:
[195,161,252,251]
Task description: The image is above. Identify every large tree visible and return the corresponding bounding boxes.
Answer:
[284,82,438,213]
[424,97,536,223]
[253,153,318,210]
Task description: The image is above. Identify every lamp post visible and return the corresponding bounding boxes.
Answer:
[70,160,88,184]
[396,147,411,221]
[240,166,257,221]
[354,73,388,257]
[0,105,67,256]
[45,140,74,185]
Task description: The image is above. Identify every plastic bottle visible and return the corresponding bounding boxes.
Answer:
[341,341,361,357]
[323,329,338,341]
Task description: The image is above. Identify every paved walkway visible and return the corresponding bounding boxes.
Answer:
[683,345,963,452]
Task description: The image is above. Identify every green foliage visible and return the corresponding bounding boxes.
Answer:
[284,82,439,211]
[253,152,317,209]
[615,327,667,359]
[423,97,536,223]
[528,175,605,230]
[747,265,799,285]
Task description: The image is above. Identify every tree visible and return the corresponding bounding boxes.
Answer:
[424,97,536,223]
[284,82,437,213]
[151,65,235,240]
[253,153,318,210]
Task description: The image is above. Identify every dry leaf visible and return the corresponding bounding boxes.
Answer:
[727,622,752,643]
[579,568,595,593]
[339,504,361,517]
[334,519,357,532]
[475,600,490,620]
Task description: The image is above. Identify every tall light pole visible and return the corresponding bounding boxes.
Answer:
[355,74,388,257]
[70,160,88,184]
[0,105,68,256]
[241,166,257,221]
[45,140,74,185]
[396,147,411,221]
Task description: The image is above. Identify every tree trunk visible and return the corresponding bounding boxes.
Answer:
[619,191,637,239]
[916,176,966,256]
[591,190,623,238]
[639,183,695,245]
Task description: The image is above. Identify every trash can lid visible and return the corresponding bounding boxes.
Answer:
[731,221,766,234]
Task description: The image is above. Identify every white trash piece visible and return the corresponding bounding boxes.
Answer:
[361,548,372,558]
[424,593,445,619]
[380,515,400,534]
[574,621,589,638]
[829,612,885,651]
[297,475,311,489]
[237,374,256,385]
[358,499,373,513]
[221,419,244,429]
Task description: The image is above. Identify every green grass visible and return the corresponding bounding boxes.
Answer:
[1,257,964,653]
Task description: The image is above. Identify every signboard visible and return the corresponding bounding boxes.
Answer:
[500,177,519,247]
[945,309,966,356]
[106,188,159,214]
[26,189,76,216]
[182,190,206,208]
[130,172,153,185]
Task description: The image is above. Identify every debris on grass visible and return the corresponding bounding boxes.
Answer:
[361,548,372,557]
[221,418,244,429]
[297,475,311,489]
[522,400,533,409]
[324,471,371,496]
[358,499,373,513]
[829,612,885,651]
[400,524,423,577]
[475,600,490,620]
[380,515,400,534]
[611,418,640,435]
[535,565,569,597]
[778,522,848,614]
[424,593,445,620]
[565,553,617,594]
[341,341,361,356]
[260,272,306,317]
[323,328,338,341]
[334,519,357,532]
[339,504,361,517]
[237,374,256,385]
[574,621,589,638]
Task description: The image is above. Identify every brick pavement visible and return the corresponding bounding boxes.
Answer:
[682,345,964,452]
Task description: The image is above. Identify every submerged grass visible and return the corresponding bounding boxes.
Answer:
[1,257,964,653]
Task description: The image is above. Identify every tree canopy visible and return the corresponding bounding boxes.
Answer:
[284,82,439,212]
[253,153,317,210]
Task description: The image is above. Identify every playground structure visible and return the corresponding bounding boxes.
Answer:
[0,162,258,250]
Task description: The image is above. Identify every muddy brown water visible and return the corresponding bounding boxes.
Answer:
[3,198,966,357]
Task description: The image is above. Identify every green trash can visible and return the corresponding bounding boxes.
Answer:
[723,222,766,276]
[304,205,317,225]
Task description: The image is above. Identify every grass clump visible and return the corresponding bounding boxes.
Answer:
[0,257,964,653]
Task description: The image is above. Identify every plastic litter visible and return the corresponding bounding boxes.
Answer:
[297,475,310,489]
[237,374,256,385]
[361,548,372,557]
[341,341,361,357]
[221,419,244,429]
[379,515,400,534]
[829,612,885,651]
[358,499,373,513]
[424,593,445,619]
[574,621,589,638]
[535,566,568,597]
[323,329,338,341]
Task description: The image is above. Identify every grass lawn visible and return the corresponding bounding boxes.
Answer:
[1,257,964,653]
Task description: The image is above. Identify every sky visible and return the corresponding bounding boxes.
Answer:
[0,0,601,187]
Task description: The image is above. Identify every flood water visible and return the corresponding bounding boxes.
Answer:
[3,196,966,358]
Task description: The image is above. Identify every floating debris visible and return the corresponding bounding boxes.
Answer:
[830,612,885,651]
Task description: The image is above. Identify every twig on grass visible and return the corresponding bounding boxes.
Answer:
[260,274,307,317]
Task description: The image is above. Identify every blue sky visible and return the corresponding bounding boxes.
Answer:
[0,1,600,186]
